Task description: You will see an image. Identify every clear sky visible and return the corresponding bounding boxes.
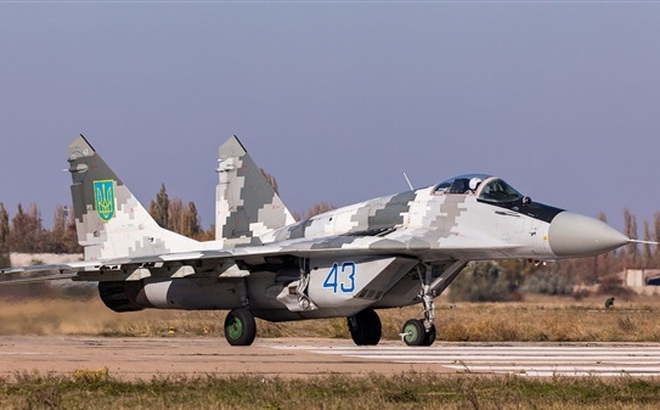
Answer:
[1,2,659,234]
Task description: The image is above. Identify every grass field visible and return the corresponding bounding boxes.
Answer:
[2,294,660,342]
[1,371,660,409]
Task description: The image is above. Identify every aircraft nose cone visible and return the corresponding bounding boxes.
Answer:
[548,212,629,257]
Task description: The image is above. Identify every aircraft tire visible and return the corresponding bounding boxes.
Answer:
[423,324,436,346]
[347,308,382,346]
[224,308,256,346]
[402,319,426,346]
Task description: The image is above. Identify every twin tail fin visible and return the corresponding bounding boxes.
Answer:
[215,136,295,246]
[68,135,200,260]
[68,134,294,258]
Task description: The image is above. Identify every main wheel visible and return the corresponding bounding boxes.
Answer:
[347,308,382,345]
[224,308,256,346]
[401,319,426,346]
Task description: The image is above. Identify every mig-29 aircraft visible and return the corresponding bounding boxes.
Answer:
[1,135,636,346]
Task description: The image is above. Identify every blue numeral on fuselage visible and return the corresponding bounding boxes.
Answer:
[323,262,356,294]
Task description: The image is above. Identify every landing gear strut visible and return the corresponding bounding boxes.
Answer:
[347,308,382,345]
[297,257,317,311]
[401,261,467,347]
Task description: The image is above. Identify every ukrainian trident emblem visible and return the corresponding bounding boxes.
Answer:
[93,180,116,222]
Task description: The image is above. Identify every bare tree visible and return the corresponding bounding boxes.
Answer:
[655,212,660,267]
[643,220,653,269]
[0,203,10,267]
[182,201,202,239]
[49,205,68,253]
[305,201,337,219]
[624,208,638,267]
[10,203,46,253]
[149,183,170,229]
[167,198,184,234]
[64,206,82,254]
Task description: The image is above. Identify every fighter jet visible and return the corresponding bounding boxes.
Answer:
[1,135,635,346]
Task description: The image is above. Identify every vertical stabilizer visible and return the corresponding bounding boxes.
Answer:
[216,136,295,245]
[68,135,200,260]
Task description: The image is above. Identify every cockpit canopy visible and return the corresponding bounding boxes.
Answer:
[434,174,524,203]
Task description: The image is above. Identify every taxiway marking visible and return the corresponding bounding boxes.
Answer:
[273,343,660,377]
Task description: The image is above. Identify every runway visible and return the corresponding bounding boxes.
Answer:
[280,343,660,377]
[1,336,660,380]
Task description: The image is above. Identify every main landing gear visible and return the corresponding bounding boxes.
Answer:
[224,308,257,346]
[347,308,382,345]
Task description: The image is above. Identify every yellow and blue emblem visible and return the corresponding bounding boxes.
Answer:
[93,180,116,222]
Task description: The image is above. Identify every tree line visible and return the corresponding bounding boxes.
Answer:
[0,181,337,268]
[148,184,212,241]
[0,202,81,268]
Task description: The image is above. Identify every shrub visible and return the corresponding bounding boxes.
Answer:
[448,261,513,302]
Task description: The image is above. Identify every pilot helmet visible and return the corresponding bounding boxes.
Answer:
[469,177,482,191]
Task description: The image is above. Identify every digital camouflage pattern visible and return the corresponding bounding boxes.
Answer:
[67,136,201,261]
[1,134,631,346]
[215,136,295,246]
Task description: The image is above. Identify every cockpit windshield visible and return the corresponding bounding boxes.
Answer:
[434,175,525,203]
[434,174,490,195]
[478,178,524,203]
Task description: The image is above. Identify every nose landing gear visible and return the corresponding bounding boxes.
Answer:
[400,260,466,347]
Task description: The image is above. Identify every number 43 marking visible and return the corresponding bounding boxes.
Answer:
[322,262,356,294]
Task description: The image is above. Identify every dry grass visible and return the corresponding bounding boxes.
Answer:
[2,294,660,342]
[2,371,660,409]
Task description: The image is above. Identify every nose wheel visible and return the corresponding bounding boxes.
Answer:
[401,319,436,346]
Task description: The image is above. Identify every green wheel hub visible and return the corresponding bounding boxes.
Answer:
[224,308,257,346]
[227,317,243,340]
[404,323,419,344]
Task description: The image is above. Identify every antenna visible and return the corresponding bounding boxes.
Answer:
[402,172,414,191]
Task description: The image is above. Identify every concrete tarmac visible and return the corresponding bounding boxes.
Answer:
[1,336,660,380]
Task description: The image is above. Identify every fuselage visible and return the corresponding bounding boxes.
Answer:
[91,174,630,323]
[262,175,627,262]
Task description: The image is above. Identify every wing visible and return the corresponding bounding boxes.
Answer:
[1,233,522,285]
[0,237,398,283]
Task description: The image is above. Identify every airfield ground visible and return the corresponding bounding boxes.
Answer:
[2,280,660,408]
[2,337,660,409]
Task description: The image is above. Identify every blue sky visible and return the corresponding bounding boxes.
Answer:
[1,2,659,234]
